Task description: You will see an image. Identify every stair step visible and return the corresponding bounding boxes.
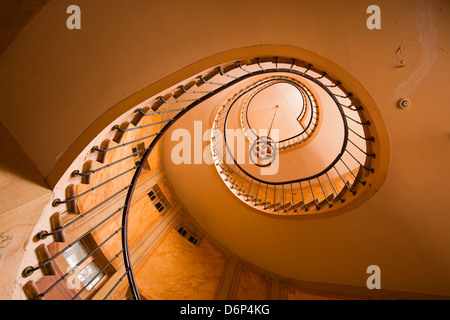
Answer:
[65,184,80,214]
[267,202,281,210]
[350,166,366,192]
[253,199,262,205]
[36,244,57,276]
[290,201,301,212]
[305,198,320,209]
[237,189,247,195]
[279,202,292,212]
[23,281,44,300]
[318,194,335,208]
[50,212,65,243]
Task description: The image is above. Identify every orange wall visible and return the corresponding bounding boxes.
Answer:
[231,267,270,300]
[134,219,227,300]
[2,0,450,299]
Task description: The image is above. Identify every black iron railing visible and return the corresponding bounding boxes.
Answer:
[210,63,374,214]
[239,76,319,150]
[21,56,376,300]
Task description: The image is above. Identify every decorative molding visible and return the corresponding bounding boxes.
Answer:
[216,255,239,300]
[0,231,13,272]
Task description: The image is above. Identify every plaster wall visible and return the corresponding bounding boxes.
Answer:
[0,0,449,297]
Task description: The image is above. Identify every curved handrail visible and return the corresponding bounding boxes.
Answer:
[215,67,350,186]
[241,79,308,142]
[22,55,375,300]
[239,77,319,149]
[119,67,282,298]
[121,61,374,296]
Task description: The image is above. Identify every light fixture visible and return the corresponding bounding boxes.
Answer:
[398,98,411,109]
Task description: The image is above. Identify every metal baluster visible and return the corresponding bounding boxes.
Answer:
[246,179,254,201]
[254,182,261,206]
[317,177,332,207]
[273,185,277,212]
[264,184,269,210]
[326,172,345,203]
[290,183,297,212]
[345,149,374,173]
[334,166,356,195]
[308,180,320,210]
[299,182,308,211]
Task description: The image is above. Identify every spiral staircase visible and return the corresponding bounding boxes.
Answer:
[1,0,450,302]
[14,55,388,300]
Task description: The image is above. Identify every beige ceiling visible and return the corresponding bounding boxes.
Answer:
[0,0,49,55]
[245,82,305,140]
[0,0,449,296]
